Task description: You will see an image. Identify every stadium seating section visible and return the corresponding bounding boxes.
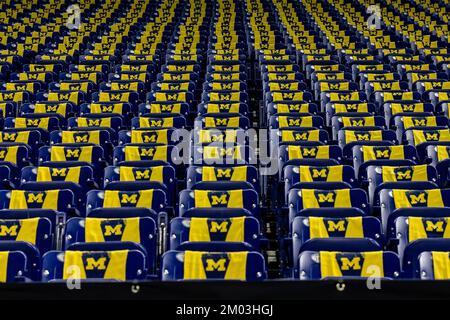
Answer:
[0,0,450,282]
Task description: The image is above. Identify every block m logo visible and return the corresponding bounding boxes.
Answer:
[201,253,230,279]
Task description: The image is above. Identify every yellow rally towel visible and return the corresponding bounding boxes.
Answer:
[301,189,351,208]
[393,189,444,208]
[381,165,428,182]
[194,190,243,208]
[309,217,364,238]
[412,129,450,145]
[344,130,382,142]
[0,218,39,244]
[0,252,9,282]
[0,146,18,163]
[334,103,368,113]
[183,251,248,280]
[431,252,450,280]
[138,117,174,128]
[288,146,329,159]
[402,116,437,130]
[77,117,111,127]
[119,166,163,182]
[61,130,100,144]
[103,190,154,208]
[437,146,450,161]
[90,103,124,114]
[85,218,141,243]
[391,103,424,115]
[131,130,169,144]
[37,166,82,183]
[50,146,93,162]
[205,103,241,113]
[201,166,247,181]
[319,251,384,277]
[277,103,311,114]
[278,116,313,128]
[149,103,183,114]
[15,118,50,129]
[362,145,405,160]
[299,165,343,182]
[63,250,128,280]
[0,131,30,143]
[124,146,168,161]
[188,217,245,242]
[198,130,238,143]
[202,146,242,160]
[9,190,59,210]
[342,117,375,127]
[205,117,240,128]
[281,130,320,142]
[408,217,450,242]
